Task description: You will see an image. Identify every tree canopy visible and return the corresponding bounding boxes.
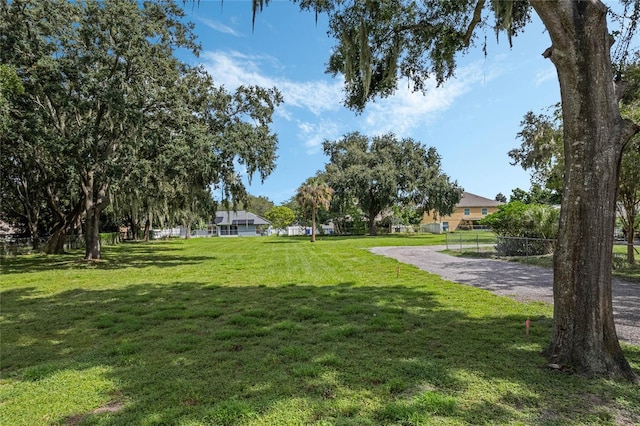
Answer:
[237,195,275,218]
[322,132,462,236]
[0,65,23,133]
[509,104,565,199]
[0,0,282,258]
[264,205,296,235]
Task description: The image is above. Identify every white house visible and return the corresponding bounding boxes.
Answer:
[214,210,270,237]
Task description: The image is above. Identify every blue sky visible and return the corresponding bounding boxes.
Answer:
[183,0,562,204]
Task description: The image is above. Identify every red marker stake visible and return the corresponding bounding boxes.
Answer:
[525,318,530,339]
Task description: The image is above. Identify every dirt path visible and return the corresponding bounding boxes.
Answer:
[371,245,640,346]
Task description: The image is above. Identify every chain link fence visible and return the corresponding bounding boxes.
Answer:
[444,233,498,252]
[495,236,556,257]
[446,235,637,271]
[445,235,556,257]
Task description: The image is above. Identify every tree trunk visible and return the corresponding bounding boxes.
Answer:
[44,223,68,254]
[184,222,191,240]
[85,205,101,260]
[368,216,377,236]
[82,171,108,260]
[311,207,316,242]
[130,216,140,241]
[531,0,639,381]
[43,198,84,254]
[28,220,40,250]
[144,217,151,242]
[367,204,378,236]
[626,224,636,265]
[14,171,42,251]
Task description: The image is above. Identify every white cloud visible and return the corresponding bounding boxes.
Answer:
[297,119,342,155]
[361,63,489,136]
[197,18,243,37]
[201,50,273,88]
[200,50,343,116]
[199,52,508,156]
[534,67,556,87]
[279,80,344,116]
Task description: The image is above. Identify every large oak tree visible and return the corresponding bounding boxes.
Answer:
[322,132,462,236]
[251,0,640,380]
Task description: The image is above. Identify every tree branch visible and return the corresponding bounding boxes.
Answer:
[622,117,640,146]
[463,0,486,47]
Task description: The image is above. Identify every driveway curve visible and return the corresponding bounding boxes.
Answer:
[371,245,640,346]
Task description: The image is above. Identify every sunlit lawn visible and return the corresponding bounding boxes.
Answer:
[1,235,639,425]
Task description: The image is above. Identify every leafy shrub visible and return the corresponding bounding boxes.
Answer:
[480,202,559,256]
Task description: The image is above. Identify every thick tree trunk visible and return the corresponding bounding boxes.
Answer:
[144,217,151,242]
[85,206,101,260]
[368,203,379,236]
[626,225,636,265]
[184,222,191,240]
[531,0,639,381]
[311,207,316,242]
[44,224,68,254]
[131,220,140,241]
[82,171,108,260]
[43,197,84,255]
[368,215,377,236]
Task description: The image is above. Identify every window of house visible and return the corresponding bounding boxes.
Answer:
[220,225,238,236]
[482,208,488,215]
[464,208,470,216]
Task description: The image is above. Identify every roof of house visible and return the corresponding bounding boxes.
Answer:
[214,210,270,226]
[456,192,503,208]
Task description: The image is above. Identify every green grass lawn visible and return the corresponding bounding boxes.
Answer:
[1,235,639,425]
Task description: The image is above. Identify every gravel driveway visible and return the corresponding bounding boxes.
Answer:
[371,245,640,346]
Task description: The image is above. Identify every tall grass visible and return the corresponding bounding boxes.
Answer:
[1,235,638,425]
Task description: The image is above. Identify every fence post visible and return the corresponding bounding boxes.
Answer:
[446,232,449,250]
[476,234,479,253]
[459,234,462,252]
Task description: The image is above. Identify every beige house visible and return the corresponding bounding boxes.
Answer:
[421,192,502,232]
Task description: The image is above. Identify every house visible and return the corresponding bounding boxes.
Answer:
[421,192,502,233]
[214,210,270,237]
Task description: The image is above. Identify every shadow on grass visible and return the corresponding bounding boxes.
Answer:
[2,281,639,425]
[0,242,214,275]
[434,256,640,346]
